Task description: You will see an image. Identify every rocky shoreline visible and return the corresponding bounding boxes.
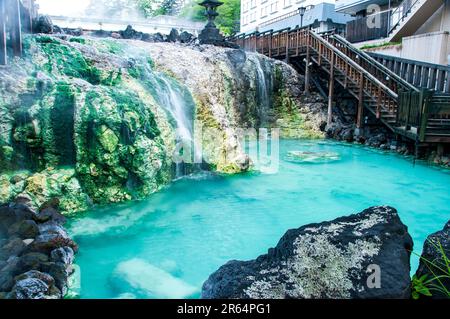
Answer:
[202,206,450,299]
[0,196,77,299]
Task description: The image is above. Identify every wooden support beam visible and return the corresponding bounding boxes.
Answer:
[10,0,22,57]
[376,87,382,119]
[0,0,6,65]
[268,31,272,58]
[419,89,433,142]
[356,72,364,128]
[285,33,289,63]
[318,43,322,66]
[327,51,335,126]
[304,35,310,95]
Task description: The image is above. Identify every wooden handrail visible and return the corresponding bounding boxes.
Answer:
[332,34,419,93]
[308,31,398,99]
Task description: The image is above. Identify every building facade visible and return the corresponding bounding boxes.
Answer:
[335,0,450,65]
[240,0,351,34]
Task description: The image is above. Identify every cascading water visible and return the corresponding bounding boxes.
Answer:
[138,59,200,178]
[252,56,273,126]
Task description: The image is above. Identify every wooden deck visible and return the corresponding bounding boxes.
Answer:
[229,28,450,144]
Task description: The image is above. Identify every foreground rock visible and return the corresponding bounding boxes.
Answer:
[0,199,77,299]
[415,221,450,299]
[202,206,413,299]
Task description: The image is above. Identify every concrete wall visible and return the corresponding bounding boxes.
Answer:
[402,31,450,65]
[415,0,450,34]
[365,31,450,65]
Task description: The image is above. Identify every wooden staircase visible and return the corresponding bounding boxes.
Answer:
[230,27,450,143]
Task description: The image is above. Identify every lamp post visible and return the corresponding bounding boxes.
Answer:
[298,6,306,28]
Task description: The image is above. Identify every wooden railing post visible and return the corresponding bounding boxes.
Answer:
[318,43,322,66]
[356,72,364,128]
[304,33,311,95]
[0,0,6,65]
[269,31,272,57]
[10,0,22,57]
[404,91,411,130]
[327,51,335,126]
[419,89,433,142]
[376,87,382,119]
[285,32,289,63]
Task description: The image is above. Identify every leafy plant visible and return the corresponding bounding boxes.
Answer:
[411,239,450,299]
[360,41,401,50]
[411,274,432,299]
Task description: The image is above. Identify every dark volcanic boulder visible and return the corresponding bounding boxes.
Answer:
[9,278,49,299]
[0,238,26,259]
[33,207,66,224]
[35,15,54,34]
[415,221,450,299]
[167,28,179,42]
[15,270,55,287]
[28,233,78,254]
[202,206,413,299]
[50,246,74,264]
[8,219,39,239]
[17,252,49,273]
[179,31,194,43]
[120,25,142,40]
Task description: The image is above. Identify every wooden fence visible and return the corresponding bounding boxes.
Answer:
[368,52,450,94]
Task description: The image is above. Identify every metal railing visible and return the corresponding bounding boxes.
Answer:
[389,0,421,33]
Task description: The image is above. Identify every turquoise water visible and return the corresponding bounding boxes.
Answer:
[67,140,450,299]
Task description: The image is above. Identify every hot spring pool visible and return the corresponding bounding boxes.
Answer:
[67,140,450,299]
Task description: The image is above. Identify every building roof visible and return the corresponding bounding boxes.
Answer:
[258,3,354,33]
[335,0,390,14]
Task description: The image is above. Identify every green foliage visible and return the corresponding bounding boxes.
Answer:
[179,1,207,21]
[411,274,432,299]
[411,240,450,299]
[180,0,241,36]
[360,41,401,50]
[216,0,241,36]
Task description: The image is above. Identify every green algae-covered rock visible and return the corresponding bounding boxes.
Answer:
[0,36,176,212]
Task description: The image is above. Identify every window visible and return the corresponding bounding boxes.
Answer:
[271,2,278,13]
[284,0,292,8]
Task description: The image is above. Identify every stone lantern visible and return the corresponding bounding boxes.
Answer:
[198,0,224,45]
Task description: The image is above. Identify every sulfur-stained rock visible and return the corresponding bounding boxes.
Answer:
[202,206,413,299]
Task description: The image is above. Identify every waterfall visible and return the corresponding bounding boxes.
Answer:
[252,56,273,127]
[139,60,200,178]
